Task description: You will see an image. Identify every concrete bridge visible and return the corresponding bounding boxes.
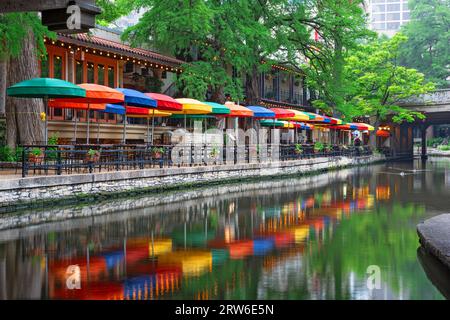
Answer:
[389,89,450,159]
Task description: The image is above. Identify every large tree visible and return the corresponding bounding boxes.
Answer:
[343,33,435,146]
[398,0,450,88]
[0,12,54,147]
[121,0,287,103]
[282,0,374,116]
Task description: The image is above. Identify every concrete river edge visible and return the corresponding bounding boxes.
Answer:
[0,155,385,230]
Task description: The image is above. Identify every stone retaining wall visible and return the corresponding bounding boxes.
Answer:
[0,155,384,209]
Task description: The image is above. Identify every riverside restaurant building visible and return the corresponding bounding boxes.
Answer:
[40,26,362,147]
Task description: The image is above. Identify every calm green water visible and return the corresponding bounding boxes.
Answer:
[1,158,449,300]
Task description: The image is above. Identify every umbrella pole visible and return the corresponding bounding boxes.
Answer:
[123,115,127,144]
[151,108,155,145]
[44,96,48,144]
[96,111,100,144]
[86,104,90,144]
[146,117,150,145]
[74,113,78,144]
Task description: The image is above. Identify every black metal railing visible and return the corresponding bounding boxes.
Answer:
[14,143,373,177]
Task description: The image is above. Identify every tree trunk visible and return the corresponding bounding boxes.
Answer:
[5,29,44,147]
[369,117,380,150]
[0,60,6,116]
[210,85,225,103]
[245,65,260,106]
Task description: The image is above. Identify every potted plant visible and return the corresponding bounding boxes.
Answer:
[85,149,101,163]
[151,147,165,159]
[314,142,324,153]
[210,145,220,159]
[294,144,303,155]
[325,144,333,153]
[29,148,44,163]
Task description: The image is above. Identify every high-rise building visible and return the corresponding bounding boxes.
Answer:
[365,0,411,36]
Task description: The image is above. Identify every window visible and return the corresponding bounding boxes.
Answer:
[372,14,385,22]
[372,4,385,13]
[387,22,400,30]
[372,22,386,30]
[53,108,63,118]
[98,64,105,85]
[403,11,410,20]
[386,4,400,12]
[41,55,49,78]
[386,12,400,21]
[75,60,83,84]
[108,66,115,87]
[125,61,134,73]
[87,62,95,83]
[53,55,63,79]
[161,70,167,79]
[141,67,149,76]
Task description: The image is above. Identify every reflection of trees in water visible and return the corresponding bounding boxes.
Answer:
[304,203,444,300]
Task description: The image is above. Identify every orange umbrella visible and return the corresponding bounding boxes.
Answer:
[49,84,124,143]
[223,102,253,117]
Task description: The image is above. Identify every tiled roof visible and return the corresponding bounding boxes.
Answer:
[57,33,184,67]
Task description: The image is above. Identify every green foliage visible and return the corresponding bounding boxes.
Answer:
[0,145,14,162]
[30,148,42,157]
[285,0,375,115]
[427,137,445,147]
[145,74,164,93]
[95,0,136,27]
[151,146,164,154]
[87,149,100,157]
[438,145,450,151]
[342,33,435,123]
[122,0,286,102]
[295,143,303,154]
[314,141,324,152]
[0,12,55,60]
[398,0,450,88]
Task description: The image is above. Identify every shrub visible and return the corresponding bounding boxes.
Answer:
[314,142,324,152]
[0,145,14,162]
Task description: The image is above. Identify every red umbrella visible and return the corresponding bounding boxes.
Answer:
[49,84,124,143]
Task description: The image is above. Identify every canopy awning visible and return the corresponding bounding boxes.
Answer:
[116,88,157,108]
[224,102,254,117]
[203,102,231,115]
[49,83,124,104]
[278,109,310,121]
[269,108,295,119]
[174,98,212,114]
[104,104,125,115]
[247,106,275,118]
[145,93,183,111]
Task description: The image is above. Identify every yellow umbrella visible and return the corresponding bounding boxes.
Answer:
[279,109,310,121]
[174,98,212,130]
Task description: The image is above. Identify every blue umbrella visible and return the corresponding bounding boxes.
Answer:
[104,104,126,115]
[114,88,157,143]
[247,106,275,118]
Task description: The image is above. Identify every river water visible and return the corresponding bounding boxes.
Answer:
[1,158,449,300]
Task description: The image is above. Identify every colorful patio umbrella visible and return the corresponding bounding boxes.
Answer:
[50,84,124,144]
[6,78,86,143]
[246,106,275,118]
[116,88,157,143]
[145,93,183,144]
[223,102,253,118]
[376,130,390,138]
[202,102,230,115]
[48,101,106,142]
[173,98,212,131]
[260,119,285,127]
[278,109,309,121]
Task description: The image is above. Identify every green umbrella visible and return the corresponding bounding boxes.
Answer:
[260,119,285,127]
[202,102,230,115]
[6,78,86,143]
